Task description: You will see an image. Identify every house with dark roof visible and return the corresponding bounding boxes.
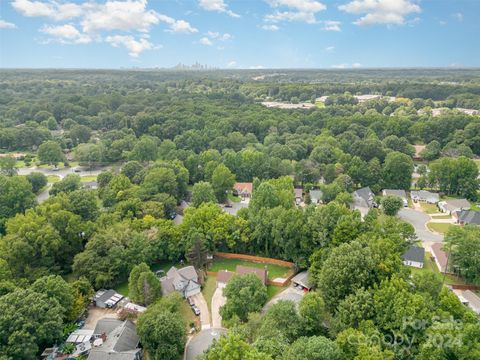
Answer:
[88,319,141,360]
[216,270,235,288]
[353,187,376,217]
[382,189,408,207]
[402,246,425,268]
[160,266,201,298]
[93,289,123,309]
[438,198,470,215]
[431,243,451,273]
[457,209,480,225]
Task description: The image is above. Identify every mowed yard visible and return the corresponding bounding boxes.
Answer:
[209,258,292,280]
[408,251,467,286]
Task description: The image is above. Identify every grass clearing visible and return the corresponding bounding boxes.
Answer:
[420,202,439,214]
[47,175,61,183]
[80,175,97,182]
[426,222,455,234]
[267,285,286,300]
[179,300,198,330]
[408,252,467,286]
[227,194,241,203]
[202,276,216,314]
[209,258,291,280]
[315,102,325,108]
[431,214,452,219]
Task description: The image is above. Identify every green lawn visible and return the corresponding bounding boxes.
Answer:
[420,202,439,214]
[227,194,241,203]
[47,175,61,183]
[80,175,97,182]
[179,300,198,330]
[202,276,217,314]
[116,282,129,297]
[426,222,455,234]
[409,251,467,286]
[430,214,452,219]
[315,102,325,108]
[209,258,291,280]
[267,285,286,299]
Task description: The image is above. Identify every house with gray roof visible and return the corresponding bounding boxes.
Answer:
[402,246,425,268]
[382,189,408,207]
[353,187,376,217]
[411,190,439,204]
[160,266,201,298]
[291,271,312,291]
[93,289,123,309]
[88,319,140,360]
[457,209,480,225]
[438,198,470,215]
[309,189,323,204]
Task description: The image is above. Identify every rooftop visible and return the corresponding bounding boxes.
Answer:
[402,246,425,264]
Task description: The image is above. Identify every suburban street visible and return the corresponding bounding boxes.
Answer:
[398,208,443,243]
[184,328,227,360]
[17,165,109,179]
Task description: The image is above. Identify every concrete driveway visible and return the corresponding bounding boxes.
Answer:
[398,208,443,243]
[263,286,305,312]
[211,288,226,328]
[222,200,249,216]
[184,328,227,360]
[190,292,210,330]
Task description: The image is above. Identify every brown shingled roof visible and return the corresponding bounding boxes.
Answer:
[217,270,235,284]
[235,265,268,285]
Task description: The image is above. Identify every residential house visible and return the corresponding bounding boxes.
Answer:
[291,271,312,291]
[216,270,235,288]
[382,189,408,207]
[438,198,470,215]
[294,188,303,205]
[66,329,94,345]
[457,209,480,225]
[353,187,376,217]
[236,265,268,285]
[82,181,98,190]
[309,189,323,204]
[402,246,425,268]
[88,319,141,360]
[160,266,201,298]
[93,289,123,309]
[233,182,253,199]
[431,243,451,273]
[411,190,439,204]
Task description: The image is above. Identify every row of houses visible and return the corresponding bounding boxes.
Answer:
[233,182,323,205]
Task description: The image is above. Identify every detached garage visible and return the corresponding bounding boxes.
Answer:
[93,289,123,308]
[291,271,312,291]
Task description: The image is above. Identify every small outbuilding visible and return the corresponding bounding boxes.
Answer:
[309,189,323,204]
[402,246,425,268]
[291,271,312,291]
[93,289,123,309]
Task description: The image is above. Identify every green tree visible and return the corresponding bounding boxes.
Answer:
[130,136,158,162]
[381,195,404,216]
[26,172,47,193]
[299,292,329,336]
[282,336,341,360]
[137,301,186,360]
[141,167,177,200]
[382,151,414,190]
[211,164,236,203]
[74,143,103,169]
[191,181,217,207]
[69,124,91,146]
[31,275,75,321]
[0,175,35,232]
[128,263,162,306]
[445,226,480,284]
[121,161,143,182]
[221,273,268,322]
[38,140,65,165]
[260,300,302,342]
[0,288,63,359]
[202,334,271,360]
[0,156,17,176]
[50,173,81,195]
[420,140,441,161]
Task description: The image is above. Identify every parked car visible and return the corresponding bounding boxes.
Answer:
[73,168,81,173]
[155,270,165,278]
[187,297,195,306]
[52,167,60,171]
[192,305,200,316]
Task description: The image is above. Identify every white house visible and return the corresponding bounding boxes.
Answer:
[438,198,470,215]
[402,246,425,268]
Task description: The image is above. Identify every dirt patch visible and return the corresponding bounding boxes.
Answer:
[84,307,119,329]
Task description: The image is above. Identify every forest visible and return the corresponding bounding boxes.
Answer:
[0,69,479,360]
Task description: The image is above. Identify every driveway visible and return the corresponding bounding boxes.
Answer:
[398,208,443,243]
[222,200,249,216]
[190,292,210,330]
[184,328,227,360]
[263,286,305,312]
[36,184,51,204]
[211,288,226,328]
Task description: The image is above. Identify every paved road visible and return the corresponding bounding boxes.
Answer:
[190,293,210,330]
[18,165,109,179]
[398,208,443,243]
[36,184,52,204]
[263,286,305,312]
[184,328,227,360]
[211,288,226,328]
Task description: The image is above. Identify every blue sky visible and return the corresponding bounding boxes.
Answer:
[0,0,479,69]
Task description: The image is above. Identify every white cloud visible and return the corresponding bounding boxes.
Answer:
[0,20,17,29]
[452,12,463,22]
[352,62,362,68]
[40,24,91,43]
[199,36,213,45]
[332,63,347,69]
[323,20,341,31]
[12,0,83,21]
[332,62,361,68]
[339,0,421,26]
[206,31,232,40]
[262,24,279,31]
[198,0,240,18]
[165,19,198,34]
[227,60,237,67]
[249,65,265,69]
[325,45,335,52]
[105,34,156,57]
[265,0,326,24]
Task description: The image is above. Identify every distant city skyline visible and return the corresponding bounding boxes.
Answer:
[1,0,479,69]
